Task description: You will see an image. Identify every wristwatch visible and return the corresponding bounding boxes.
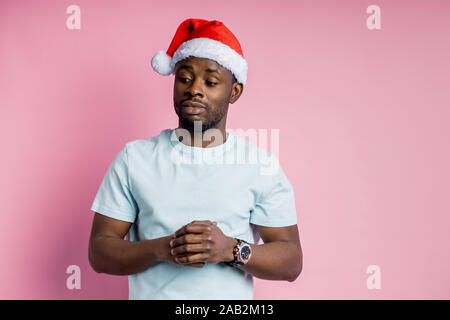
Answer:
[224,238,252,267]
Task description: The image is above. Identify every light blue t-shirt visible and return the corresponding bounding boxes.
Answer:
[90,128,298,300]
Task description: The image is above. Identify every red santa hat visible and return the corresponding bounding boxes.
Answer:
[151,18,248,85]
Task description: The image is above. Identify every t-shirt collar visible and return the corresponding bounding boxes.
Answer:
[167,128,236,162]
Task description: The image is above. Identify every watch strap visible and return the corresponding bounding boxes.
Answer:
[224,238,245,267]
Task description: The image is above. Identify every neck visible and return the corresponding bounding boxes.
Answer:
[176,122,228,148]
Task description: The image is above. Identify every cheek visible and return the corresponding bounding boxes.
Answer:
[174,80,186,92]
[209,89,229,105]
[173,84,182,95]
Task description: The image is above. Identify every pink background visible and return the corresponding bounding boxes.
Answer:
[1,0,449,299]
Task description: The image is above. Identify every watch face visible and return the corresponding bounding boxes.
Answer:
[240,245,251,260]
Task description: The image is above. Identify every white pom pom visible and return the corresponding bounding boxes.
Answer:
[151,50,173,75]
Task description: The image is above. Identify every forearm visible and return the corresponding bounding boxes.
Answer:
[89,234,172,275]
[237,240,302,282]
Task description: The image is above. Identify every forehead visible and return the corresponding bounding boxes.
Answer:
[175,56,228,75]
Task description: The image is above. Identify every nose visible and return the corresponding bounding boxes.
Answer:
[185,77,204,98]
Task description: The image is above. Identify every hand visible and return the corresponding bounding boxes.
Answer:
[170,220,236,265]
[160,235,206,268]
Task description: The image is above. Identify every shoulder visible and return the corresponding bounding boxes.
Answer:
[124,128,171,156]
[231,130,281,177]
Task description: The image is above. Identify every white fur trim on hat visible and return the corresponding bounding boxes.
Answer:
[171,38,248,85]
[151,50,173,76]
[152,38,248,85]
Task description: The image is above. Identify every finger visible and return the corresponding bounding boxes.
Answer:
[175,253,209,264]
[171,223,189,239]
[171,243,210,256]
[172,254,205,268]
[184,262,206,268]
[170,233,210,248]
[171,221,215,239]
[191,220,214,225]
[173,224,212,238]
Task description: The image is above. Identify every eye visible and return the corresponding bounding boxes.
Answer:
[206,81,218,86]
[178,76,190,83]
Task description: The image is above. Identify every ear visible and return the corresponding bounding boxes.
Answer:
[229,82,244,104]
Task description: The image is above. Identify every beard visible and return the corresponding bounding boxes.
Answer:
[177,106,227,133]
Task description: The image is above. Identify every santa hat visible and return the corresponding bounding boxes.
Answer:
[151,18,248,85]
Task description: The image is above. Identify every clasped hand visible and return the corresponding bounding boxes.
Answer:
[169,220,235,268]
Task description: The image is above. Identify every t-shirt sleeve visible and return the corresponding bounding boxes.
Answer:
[90,144,138,223]
[249,159,298,227]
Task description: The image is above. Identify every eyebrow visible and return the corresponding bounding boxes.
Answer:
[177,64,221,75]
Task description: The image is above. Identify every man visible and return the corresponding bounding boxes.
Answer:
[89,18,302,300]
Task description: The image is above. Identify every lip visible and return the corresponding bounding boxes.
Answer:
[181,100,206,108]
[181,100,206,115]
